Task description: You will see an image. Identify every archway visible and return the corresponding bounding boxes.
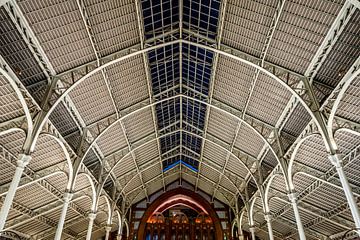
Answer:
[137,188,223,240]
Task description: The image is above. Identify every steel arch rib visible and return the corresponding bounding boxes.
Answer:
[126,171,233,208]
[71,95,284,186]
[113,148,244,203]
[99,129,252,203]
[97,123,260,192]
[0,127,25,137]
[264,173,284,213]
[32,40,322,155]
[287,133,321,191]
[0,68,33,137]
[40,133,74,190]
[327,68,360,139]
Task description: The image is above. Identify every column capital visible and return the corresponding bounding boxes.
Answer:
[249,225,256,232]
[17,154,31,169]
[63,191,73,202]
[88,212,97,220]
[287,192,297,202]
[105,225,112,232]
[264,212,272,221]
[328,153,343,168]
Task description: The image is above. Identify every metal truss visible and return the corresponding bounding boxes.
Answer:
[1,0,124,202]
[211,0,285,201]
[325,55,360,133]
[118,150,240,201]
[28,33,332,172]
[69,201,110,239]
[0,230,28,240]
[272,195,353,230]
[75,0,130,198]
[4,194,89,232]
[126,169,234,207]
[273,142,360,236]
[277,215,328,240]
[250,204,327,240]
[100,126,259,191]
[5,200,77,239]
[196,0,227,195]
[305,1,357,81]
[62,92,288,197]
[0,66,123,227]
[0,55,38,133]
[103,128,250,199]
[1,1,360,237]
[134,0,167,192]
[37,215,84,240]
[242,0,360,237]
[0,145,98,236]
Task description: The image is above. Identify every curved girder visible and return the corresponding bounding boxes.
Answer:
[117,160,242,209]
[238,210,246,234]
[29,40,179,152]
[335,126,360,138]
[40,133,74,190]
[4,194,91,231]
[123,218,129,237]
[327,67,360,142]
[97,195,112,225]
[72,95,282,191]
[126,170,233,208]
[249,197,258,226]
[264,173,286,213]
[76,172,97,212]
[27,40,325,176]
[115,210,122,235]
[33,40,321,143]
[287,133,321,191]
[0,68,33,136]
[99,129,259,202]
[0,127,25,137]
[113,150,243,203]
[0,171,67,197]
[293,171,360,197]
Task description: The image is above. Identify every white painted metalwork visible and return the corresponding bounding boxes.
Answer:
[0,1,359,238]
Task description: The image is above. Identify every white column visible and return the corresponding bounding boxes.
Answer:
[105,225,112,240]
[264,213,274,240]
[0,154,31,231]
[238,225,244,240]
[329,154,360,235]
[54,192,73,240]
[117,218,123,240]
[249,226,256,240]
[288,193,306,240]
[86,212,97,240]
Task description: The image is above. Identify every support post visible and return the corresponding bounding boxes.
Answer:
[237,217,244,240]
[288,193,306,240]
[329,154,360,235]
[0,154,31,231]
[105,225,112,240]
[249,226,256,240]
[264,213,274,240]
[86,212,97,240]
[54,191,73,240]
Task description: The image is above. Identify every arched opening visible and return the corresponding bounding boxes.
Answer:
[137,188,223,240]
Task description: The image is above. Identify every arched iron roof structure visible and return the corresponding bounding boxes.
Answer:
[0,0,359,239]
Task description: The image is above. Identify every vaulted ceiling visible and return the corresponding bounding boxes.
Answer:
[0,0,360,239]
